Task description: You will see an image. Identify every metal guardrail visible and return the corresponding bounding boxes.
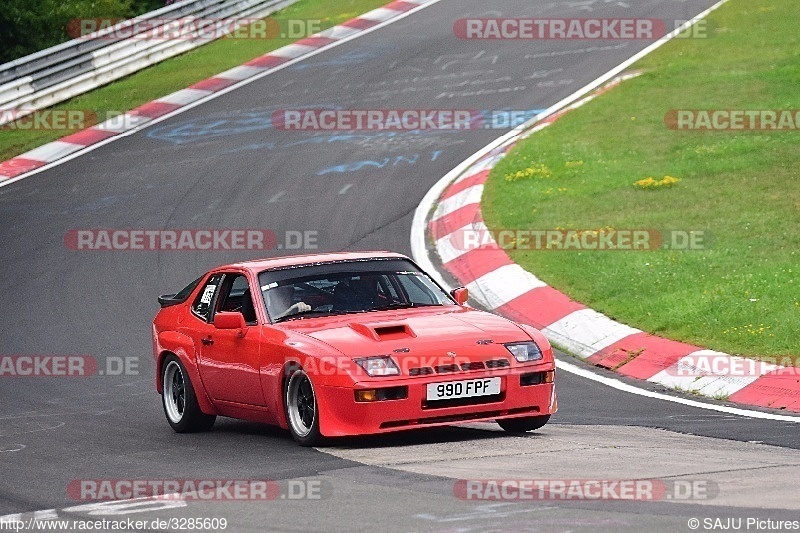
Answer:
[0,0,297,125]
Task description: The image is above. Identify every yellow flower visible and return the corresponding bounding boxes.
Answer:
[504,163,553,182]
[634,175,681,190]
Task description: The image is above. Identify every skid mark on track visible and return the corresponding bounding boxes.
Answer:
[0,420,65,438]
[415,502,558,523]
[268,191,287,203]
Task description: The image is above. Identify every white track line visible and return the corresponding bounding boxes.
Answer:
[557,359,800,423]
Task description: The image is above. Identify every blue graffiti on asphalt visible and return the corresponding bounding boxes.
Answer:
[478,108,544,129]
[146,106,545,146]
[317,150,443,175]
[147,111,274,145]
[223,130,454,155]
[288,48,386,71]
[146,105,339,145]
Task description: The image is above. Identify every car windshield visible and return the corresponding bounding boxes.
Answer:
[258,259,454,323]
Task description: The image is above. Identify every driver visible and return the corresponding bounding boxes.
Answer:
[268,284,311,320]
[332,275,381,311]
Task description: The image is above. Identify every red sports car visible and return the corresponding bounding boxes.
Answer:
[152,252,557,445]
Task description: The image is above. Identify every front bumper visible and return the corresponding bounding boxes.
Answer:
[315,367,556,437]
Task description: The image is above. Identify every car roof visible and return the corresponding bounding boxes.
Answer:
[225,251,410,273]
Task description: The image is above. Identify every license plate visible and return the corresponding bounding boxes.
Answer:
[426,377,501,401]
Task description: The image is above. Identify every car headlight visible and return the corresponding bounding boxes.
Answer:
[504,341,543,362]
[353,356,400,377]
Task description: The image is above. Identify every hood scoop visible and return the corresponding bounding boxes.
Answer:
[349,322,416,342]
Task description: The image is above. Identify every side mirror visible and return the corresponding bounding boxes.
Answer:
[214,312,247,336]
[450,287,469,306]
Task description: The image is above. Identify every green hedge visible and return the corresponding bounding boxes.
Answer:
[0,0,166,64]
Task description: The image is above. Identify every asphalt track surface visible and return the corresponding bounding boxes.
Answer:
[1,0,798,531]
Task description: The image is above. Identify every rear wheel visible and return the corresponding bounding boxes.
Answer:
[162,355,216,433]
[497,415,550,434]
[285,369,323,446]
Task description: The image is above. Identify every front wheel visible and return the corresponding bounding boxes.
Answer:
[161,355,216,433]
[285,369,323,446]
[497,415,550,434]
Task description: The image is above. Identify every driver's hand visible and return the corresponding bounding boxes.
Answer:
[287,302,311,314]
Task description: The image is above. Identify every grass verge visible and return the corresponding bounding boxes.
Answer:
[482,0,800,360]
[0,0,390,161]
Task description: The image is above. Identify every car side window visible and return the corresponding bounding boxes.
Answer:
[192,274,223,322]
[216,274,258,325]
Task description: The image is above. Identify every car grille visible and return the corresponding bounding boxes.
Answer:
[408,357,511,376]
[434,364,460,374]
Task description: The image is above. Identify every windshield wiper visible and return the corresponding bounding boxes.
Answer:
[274,308,368,323]
[274,309,328,323]
[380,302,440,311]
[275,304,438,322]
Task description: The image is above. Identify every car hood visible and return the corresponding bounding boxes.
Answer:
[281,307,530,361]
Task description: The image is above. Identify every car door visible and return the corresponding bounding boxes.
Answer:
[193,272,266,406]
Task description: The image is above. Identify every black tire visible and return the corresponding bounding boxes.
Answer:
[284,368,324,447]
[497,415,550,434]
[161,354,216,433]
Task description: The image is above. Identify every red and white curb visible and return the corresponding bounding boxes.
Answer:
[423,76,800,414]
[0,0,436,184]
